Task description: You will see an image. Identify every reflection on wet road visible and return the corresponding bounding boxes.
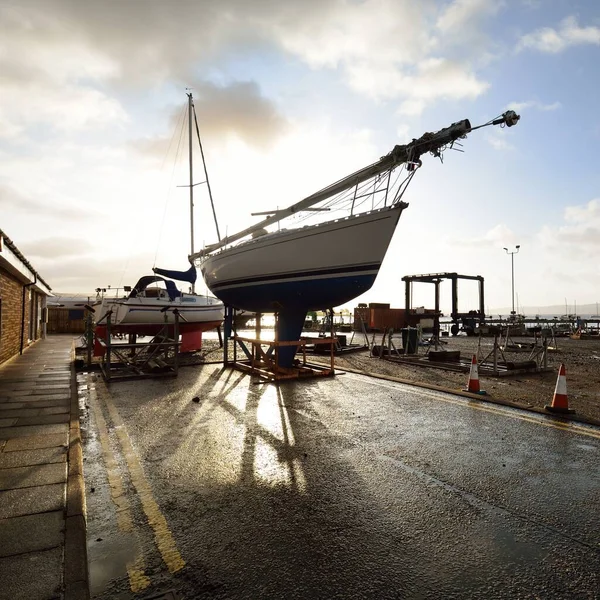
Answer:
[80,365,600,599]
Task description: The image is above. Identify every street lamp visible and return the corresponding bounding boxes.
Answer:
[503,245,520,318]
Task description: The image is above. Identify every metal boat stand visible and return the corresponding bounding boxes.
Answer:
[369,327,553,377]
[92,310,181,383]
[223,307,336,381]
[477,331,553,376]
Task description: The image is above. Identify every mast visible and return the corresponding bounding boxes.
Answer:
[190,110,519,261]
[187,92,195,293]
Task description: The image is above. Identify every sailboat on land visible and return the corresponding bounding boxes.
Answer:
[191,109,520,366]
[94,93,224,340]
[94,270,223,337]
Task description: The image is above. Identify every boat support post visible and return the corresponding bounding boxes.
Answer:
[223,305,233,366]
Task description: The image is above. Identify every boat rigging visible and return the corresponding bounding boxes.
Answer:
[190,110,519,260]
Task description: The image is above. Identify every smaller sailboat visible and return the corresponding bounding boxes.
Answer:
[94,272,223,337]
[94,93,224,342]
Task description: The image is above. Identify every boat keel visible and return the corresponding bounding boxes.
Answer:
[276,309,308,368]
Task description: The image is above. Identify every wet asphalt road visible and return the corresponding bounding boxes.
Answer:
[79,365,600,599]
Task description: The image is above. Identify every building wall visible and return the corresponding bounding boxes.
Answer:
[0,266,32,365]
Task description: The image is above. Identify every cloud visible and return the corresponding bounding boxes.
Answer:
[347,57,489,115]
[271,0,492,113]
[194,81,288,145]
[507,100,561,112]
[564,198,600,225]
[486,136,514,151]
[0,0,495,127]
[518,16,600,53]
[436,0,504,34]
[0,3,128,138]
[485,127,515,151]
[447,223,516,248]
[0,184,91,220]
[18,237,94,259]
[131,80,288,160]
[31,251,157,292]
[0,84,128,140]
[538,199,600,254]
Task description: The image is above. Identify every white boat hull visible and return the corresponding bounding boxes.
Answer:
[94,295,223,334]
[200,204,405,313]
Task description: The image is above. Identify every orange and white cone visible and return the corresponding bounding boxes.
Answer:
[463,354,486,395]
[545,363,575,414]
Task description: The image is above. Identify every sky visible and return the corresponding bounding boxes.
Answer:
[1,0,599,315]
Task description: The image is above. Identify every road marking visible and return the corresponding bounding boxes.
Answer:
[99,386,186,574]
[356,375,600,441]
[89,385,151,593]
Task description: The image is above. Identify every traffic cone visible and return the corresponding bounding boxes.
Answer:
[545,364,575,414]
[463,354,486,395]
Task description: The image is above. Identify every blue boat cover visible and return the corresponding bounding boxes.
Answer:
[152,263,197,284]
[129,275,182,301]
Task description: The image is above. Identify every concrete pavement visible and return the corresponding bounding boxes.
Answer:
[0,335,88,600]
[84,362,600,599]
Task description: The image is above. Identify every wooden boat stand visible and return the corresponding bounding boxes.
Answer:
[90,309,181,383]
[224,309,336,381]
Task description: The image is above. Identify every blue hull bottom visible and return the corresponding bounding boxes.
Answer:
[219,273,376,368]
[215,273,377,314]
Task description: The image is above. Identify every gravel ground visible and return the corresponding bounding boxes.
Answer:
[197,332,600,426]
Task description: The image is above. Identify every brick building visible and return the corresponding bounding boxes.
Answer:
[0,229,52,366]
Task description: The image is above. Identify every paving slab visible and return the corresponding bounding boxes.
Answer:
[0,391,71,400]
[0,399,70,409]
[0,446,67,468]
[0,402,27,409]
[0,375,70,384]
[0,483,65,518]
[0,510,64,557]
[0,462,67,491]
[0,546,63,599]
[0,423,68,439]
[0,406,69,419]
[0,418,17,427]
[14,414,71,426]
[0,385,69,394]
[3,432,69,452]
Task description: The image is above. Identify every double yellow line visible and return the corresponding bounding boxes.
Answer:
[90,379,185,592]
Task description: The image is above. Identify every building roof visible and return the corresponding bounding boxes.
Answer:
[0,228,52,293]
